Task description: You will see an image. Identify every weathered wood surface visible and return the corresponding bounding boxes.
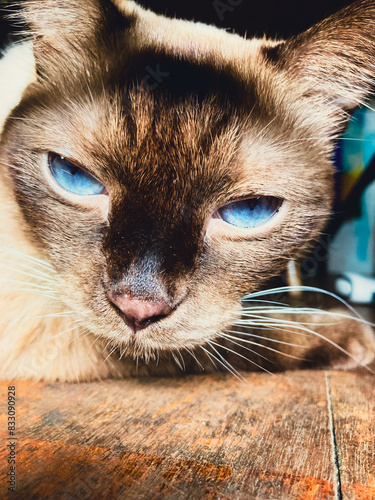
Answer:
[0,371,373,499]
[329,372,375,500]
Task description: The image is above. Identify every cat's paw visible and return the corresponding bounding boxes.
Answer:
[300,310,375,371]
[228,308,375,373]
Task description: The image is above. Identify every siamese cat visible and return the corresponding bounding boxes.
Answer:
[0,0,374,381]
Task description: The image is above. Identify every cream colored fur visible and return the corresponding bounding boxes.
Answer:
[0,180,126,381]
[0,43,127,380]
[0,42,35,134]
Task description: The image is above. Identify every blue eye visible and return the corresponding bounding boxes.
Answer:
[49,154,106,196]
[217,197,282,228]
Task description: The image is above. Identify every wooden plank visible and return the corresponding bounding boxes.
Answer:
[0,372,335,499]
[328,372,375,500]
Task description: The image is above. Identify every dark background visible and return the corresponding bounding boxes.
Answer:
[0,0,354,50]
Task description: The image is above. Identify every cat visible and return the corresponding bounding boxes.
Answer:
[0,0,374,382]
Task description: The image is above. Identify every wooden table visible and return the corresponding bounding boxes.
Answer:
[0,370,374,499]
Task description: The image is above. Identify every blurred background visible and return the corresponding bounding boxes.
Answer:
[1,0,374,304]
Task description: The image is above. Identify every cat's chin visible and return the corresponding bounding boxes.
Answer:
[105,323,221,355]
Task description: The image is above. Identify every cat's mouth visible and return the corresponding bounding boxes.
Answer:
[107,293,186,334]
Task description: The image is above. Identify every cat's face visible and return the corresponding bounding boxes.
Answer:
[0,0,372,358]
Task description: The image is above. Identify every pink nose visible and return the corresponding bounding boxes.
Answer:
[108,293,173,332]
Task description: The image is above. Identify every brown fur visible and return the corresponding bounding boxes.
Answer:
[0,0,374,381]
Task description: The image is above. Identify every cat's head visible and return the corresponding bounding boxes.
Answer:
[1,0,374,358]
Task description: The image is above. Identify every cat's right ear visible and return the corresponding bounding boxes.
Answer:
[21,0,135,72]
[264,0,375,125]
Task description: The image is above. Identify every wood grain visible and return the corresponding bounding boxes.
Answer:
[0,370,372,499]
[328,372,375,500]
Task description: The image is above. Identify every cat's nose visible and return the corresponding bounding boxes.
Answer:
[108,293,174,332]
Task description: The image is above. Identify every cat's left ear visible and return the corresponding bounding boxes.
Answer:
[266,0,375,116]
[21,0,133,70]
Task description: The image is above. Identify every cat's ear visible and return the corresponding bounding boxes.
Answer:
[265,0,375,113]
[21,0,133,69]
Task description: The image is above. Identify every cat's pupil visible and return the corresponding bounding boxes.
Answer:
[64,164,78,176]
[218,197,282,228]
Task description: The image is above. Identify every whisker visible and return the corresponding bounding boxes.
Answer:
[171,352,184,371]
[209,339,276,376]
[185,347,205,370]
[49,323,83,340]
[200,345,220,373]
[361,101,375,113]
[221,332,307,361]
[208,342,244,381]
[101,345,118,366]
[254,115,278,140]
[220,334,272,363]
[4,263,55,281]
[69,324,94,345]
[176,350,186,371]
[228,329,310,345]
[4,288,57,299]
[272,136,375,148]
[242,298,290,307]
[0,246,55,272]
[241,304,374,326]
[244,285,374,326]
[232,319,312,337]
[239,309,355,328]
[119,344,129,361]
[237,315,374,373]
[204,342,243,380]
[2,279,54,290]
[31,312,72,319]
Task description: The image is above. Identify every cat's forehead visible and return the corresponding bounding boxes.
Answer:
[67,88,244,196]
[31,53,300,201]
[20,0,323,195]
[23,0,300,168]
[28,0,279,115]
[115,0,267,68]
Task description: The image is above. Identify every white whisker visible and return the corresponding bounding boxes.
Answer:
[185,347,205,370]
[244,285,375,326]
[204,342,243,380]
[118,342,129,361]
[49,323,83,340]
[0,246,55,271]
[172,352,184,371]
[200,345,220,372]
[228,329,309,345]
[242,298,290,307]
[101,345,118,366]
[220,334,272,363]
[31,312,71,319]
[237,313,374,372]
[5,288,57,299]
[221,332,307,361]
[209,339,276,377]
[4,262,55,281]
[3,279,53,290]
